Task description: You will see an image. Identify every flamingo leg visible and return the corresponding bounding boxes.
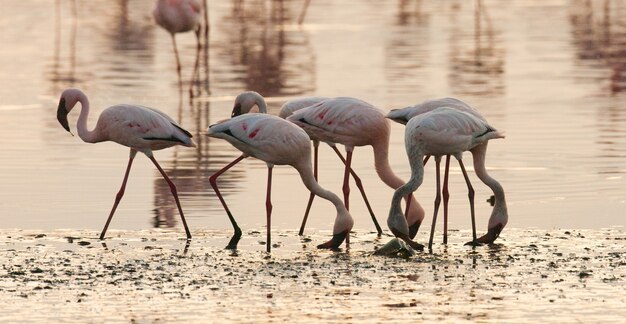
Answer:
[100,149,137,240]
[428,156,442,251]
[330,145,383,235]
[442,155,451,244]
[171,34,183,90]
[341,149,353,210]
[209,154,246,249]
[457,159,477,241]
[299,141,319,235]
[189,26,201,99]
[149,156,192,240]
[423,155,431,165]
[265,166,273,253]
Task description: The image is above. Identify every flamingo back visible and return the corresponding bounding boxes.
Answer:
[406,107,503,157]
[153,0,201,34]
[286,97,389,147]
[99,104,195,152]
[278,97,328,119]
[207,114,312,167]
[387,97,483,125]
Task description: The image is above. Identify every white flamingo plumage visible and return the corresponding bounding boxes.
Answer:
[230,92,383,236]
[388,107,508,250]
[386,97,508,246]
[286,97,426,250]
[56,88,195,240]
[206,113,354,252]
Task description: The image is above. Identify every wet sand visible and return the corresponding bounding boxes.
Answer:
[1,228,624,322]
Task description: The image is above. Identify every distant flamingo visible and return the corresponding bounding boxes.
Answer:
[56,88,195,240]
[207,113,354,252]
[387,107,507,250]
[386,97,508,245]
[153,0,202,91]
[230,92,383,236]
[286,97,425,248]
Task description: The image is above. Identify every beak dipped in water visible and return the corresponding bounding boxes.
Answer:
[317,230,349,250]
[56,98,73,136]
[466,223,504,246]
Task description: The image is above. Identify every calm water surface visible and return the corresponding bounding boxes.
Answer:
[1,0,625,235]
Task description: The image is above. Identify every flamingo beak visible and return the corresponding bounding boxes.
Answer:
[466,223,504,246]
[231,103,242,117]
[56,98,73,135]
[408,220,421,240]
[390,228,424,251]
[317,230,349,249]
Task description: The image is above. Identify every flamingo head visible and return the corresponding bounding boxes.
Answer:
[317,205,354,250]
[231,91,266,117]
[57,88,83,135]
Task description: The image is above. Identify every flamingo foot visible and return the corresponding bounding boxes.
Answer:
[408,220,421,240]
[317,231,349,249]
[465,224,503,246]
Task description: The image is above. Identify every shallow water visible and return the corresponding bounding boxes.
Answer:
[1,1,626,237]
[0,229,625,322]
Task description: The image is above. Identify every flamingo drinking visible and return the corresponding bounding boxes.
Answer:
[206,113,354,252]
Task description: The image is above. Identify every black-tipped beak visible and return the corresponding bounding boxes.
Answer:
[391,228,424,251]
[317,230,348,249]
[409,220,421,240]
[56,98,72,135]
[231,103,242,117]
[466,223,504,246]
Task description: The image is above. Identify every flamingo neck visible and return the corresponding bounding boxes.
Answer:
[471,142,508,229]
[373,139,424,225]
[75,93,100,144]
[295,160,353,234]
[387,148,425,236]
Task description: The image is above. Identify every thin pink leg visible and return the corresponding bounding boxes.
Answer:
[428,156,442,251]
[342,150,353,210]
[299,141,318,235]
[210,155,246,249]
[189,27,201,99]
[171,34,183,90]
[442,155,451,244]
[458,159,477,241]
[100,150,136,240]
[330,146,382,235]
[150,156,192,240]
[265,166,273,253]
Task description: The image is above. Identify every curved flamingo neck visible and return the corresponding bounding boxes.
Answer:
[372,138,424,225]
[387,148,425,236]
[295,160,353,234]
[75,92,100,144]
[471,142,508,228]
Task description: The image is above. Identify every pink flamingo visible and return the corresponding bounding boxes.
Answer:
[207,113,354,252]
[56,88,195,240]
[153,0,203,91]
[388,107,508,250]
[386,97,508,245]
[230,92,383,236]
[286,97,425,248]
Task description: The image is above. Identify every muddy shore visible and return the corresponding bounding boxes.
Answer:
[1,228,624,322]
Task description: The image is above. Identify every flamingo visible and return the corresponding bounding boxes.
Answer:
[230,92,383,236]
[386,97,508,245]
[153,0,202,92]
[206,113,354,252]
[56,88,195,240]
[286,97,425,249]
[387,107,507,251]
